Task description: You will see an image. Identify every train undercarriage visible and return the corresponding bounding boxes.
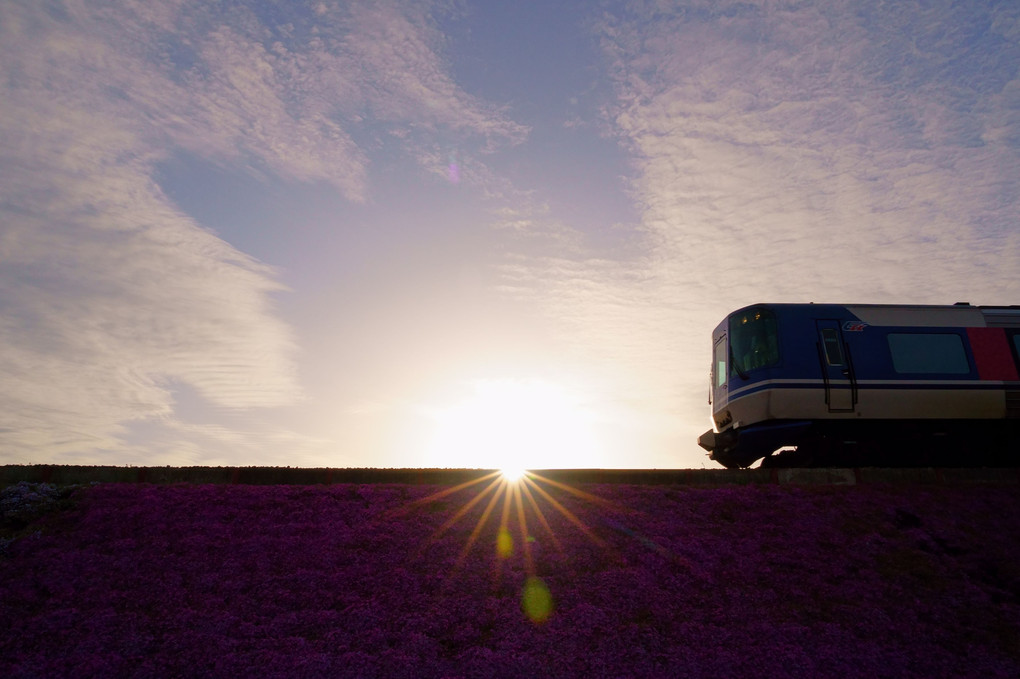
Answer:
[701,419,1020,469]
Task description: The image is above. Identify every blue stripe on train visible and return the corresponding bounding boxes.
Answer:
[727,380,1011,400]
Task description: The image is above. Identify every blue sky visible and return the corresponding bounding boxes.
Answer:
[2,0,1019,469]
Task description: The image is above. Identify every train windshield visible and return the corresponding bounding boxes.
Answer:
[729,308,780,375]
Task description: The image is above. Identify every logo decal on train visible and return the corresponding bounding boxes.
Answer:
[842,321,869,332]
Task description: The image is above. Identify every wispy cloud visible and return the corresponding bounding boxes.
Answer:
[598,0,1020,299]
[497,0,1020,460]
[5,0,1017,467]
[0,0,526,462]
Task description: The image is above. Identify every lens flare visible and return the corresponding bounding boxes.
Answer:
[496,526,514,558]
[448,150,460,184]
[394,470,641,625]
[522,576,553,623]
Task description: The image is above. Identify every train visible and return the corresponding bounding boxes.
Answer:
[698,303,1020,468]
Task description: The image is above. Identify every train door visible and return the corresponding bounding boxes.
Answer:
[816,320,857,412]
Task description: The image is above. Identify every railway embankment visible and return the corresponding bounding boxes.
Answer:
[2,464,1019,486]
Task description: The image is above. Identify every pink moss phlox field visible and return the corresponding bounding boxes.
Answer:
[1,481,1019,678]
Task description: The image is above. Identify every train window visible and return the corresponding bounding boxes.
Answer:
[887,333,970,374]
[820,328,845,366]
[714,338,727,387]
[729,308,780,374]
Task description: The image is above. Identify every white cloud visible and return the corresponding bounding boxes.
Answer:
[6,0,1016,468]
[496,0,1020,465]
[0,0,528,463]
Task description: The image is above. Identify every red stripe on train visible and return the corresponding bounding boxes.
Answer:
[967,327,1019,381]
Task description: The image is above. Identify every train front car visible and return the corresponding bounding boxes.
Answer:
[699,303,1020,468]
[698,303,823,468]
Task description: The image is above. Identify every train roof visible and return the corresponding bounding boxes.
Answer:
[721,302,1020,329]
[739,302,1020,310]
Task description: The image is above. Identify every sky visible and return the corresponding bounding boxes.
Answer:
[2,0,1019,470]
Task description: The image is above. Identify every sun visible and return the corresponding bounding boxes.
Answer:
[500,466,527,483]
[425,378,603,470]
